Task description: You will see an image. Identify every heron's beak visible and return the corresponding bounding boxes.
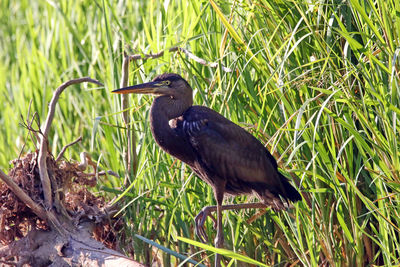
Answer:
[112,81,164,95]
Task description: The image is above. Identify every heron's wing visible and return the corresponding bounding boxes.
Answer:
[182,106,281,188]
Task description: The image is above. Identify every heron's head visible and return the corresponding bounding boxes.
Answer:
[112,73,192,100]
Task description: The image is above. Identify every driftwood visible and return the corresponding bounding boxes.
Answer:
[0,78,145,267]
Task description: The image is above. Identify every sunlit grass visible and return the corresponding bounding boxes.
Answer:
[1,0,399,266]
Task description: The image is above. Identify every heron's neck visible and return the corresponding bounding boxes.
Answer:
[149,96,195,164]
[151,95,192,119]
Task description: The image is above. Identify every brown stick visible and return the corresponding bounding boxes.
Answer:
[128,46,232,72]
[121,53,130,175]
[76,170,119,178]
[38,77,104,208]
[0,169,48,221]
[56,136,83,162]
[120,53,138,184]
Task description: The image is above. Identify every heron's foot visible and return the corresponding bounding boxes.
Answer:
[195,206,217,243]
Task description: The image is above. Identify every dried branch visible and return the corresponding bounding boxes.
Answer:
[77,170,119,178]
[19,112,41,145]
[121,53,137,184]
[128,46,233,72]
[18,112,41,160]
[39,77,104,208]
[41,77,103,142]
[56,136,83,162]
[0,169,48,221]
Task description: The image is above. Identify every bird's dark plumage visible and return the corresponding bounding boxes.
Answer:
[113,73,301,262]
[180,105,301,204]
[114,73,301,203]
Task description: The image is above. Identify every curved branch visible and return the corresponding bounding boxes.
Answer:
[38,77,104,208]
[41,77,103,137]
[56,136,83,162]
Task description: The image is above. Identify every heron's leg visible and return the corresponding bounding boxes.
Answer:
[195,202,268,243]
[213,182,225,267]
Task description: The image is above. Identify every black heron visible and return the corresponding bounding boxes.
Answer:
[113,73,301,265]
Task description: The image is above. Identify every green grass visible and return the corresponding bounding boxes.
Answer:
[1,0,399,266]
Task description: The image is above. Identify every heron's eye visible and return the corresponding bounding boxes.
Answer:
[164,80,171,86]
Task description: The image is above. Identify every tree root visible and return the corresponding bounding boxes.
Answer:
[0,78,144,266]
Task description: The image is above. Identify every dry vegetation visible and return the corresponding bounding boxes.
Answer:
[0,79,143,266]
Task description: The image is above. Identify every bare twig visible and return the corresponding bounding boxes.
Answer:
[77,170,119,178]
[18,112,41,160]
[104,170,119,177]
[0,169,48,221]
[120,53,132,181]
[27,112,41,144]
[128,46,232,72]
[41,77,103,139]
[39,77,104,208]
[19,100,41,145]
[121,53,137,184]
[56,136,83,162]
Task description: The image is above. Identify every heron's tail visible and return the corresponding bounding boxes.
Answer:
[280,173,302,202]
